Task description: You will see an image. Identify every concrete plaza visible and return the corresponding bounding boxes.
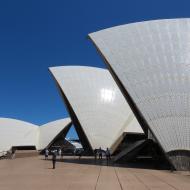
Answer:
[0,156,190,190]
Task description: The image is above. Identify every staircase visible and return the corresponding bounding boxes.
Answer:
[113,139,151,162]
[14,150,39,158]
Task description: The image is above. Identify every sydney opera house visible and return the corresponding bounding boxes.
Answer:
[1,18,190,171]
[88,18,190,170]
[0,118,72,154]
[49,66,144,155]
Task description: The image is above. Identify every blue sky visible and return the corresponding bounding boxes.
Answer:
[0,0,189,137]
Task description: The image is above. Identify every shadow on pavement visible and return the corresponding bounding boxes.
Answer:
[42,156,171,170]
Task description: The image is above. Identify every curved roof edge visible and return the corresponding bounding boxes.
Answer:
[0,117,39,128]
[88,18,190,37]
[40,118,71,128]
[49,65,107,73]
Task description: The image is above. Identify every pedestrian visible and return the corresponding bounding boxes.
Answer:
[78,149,82,160]
[98,147,102,160]
[52,151,57,169]
[94,149,97,162]
[45,148,49,160]
[58,148,62,159]
[105,148,111,165]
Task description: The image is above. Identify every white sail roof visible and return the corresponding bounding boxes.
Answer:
[89,18,190,153]
[50,66,143,151]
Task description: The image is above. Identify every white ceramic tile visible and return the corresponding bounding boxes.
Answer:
[50,66,143,151]
[89,18,190,152]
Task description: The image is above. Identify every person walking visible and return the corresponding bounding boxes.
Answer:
[45,148,49,160]
[98,147,102,160]
[105,148,111,165]
[52,151,57,169]
[94,149,97,162]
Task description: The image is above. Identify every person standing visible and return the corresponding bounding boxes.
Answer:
[105,148,111,165]
[45,148,49,160]
[98,147,102,160]
[52,151,57,169]
[94,149,97,162]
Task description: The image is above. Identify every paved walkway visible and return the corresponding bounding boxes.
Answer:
[0,156,190,190]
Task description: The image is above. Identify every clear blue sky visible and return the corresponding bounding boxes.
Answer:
[0,0,189,137]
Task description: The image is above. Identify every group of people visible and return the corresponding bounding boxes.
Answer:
[44,147,112,169]
[44,148,64,169]
[45,148,63,160]
[94,147,111,165]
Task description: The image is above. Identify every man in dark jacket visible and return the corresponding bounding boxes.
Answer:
[105,148,111,165]
[52,151,57,169]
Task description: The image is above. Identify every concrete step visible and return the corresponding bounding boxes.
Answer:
[114,139,151,162]
[14,150,39,158]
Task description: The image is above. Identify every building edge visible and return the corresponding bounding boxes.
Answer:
[48,68,93,155]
